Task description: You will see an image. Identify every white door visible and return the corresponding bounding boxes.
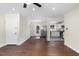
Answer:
[6,14,19,44]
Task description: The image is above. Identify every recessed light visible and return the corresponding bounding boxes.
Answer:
[12,8,15,11]
[32,8,35,11]
[52,8,55,10]
[27,3,31,5]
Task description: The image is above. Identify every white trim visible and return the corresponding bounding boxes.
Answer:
[0,43,7,48]
[64,42,79,54]
[0,36,30,48]
[6,43,18,45]
[17,36,30,46]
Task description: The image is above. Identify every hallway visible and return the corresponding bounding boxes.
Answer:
[0,37,78,56]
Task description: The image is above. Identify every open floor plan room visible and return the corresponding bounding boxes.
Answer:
[0,3,79,56]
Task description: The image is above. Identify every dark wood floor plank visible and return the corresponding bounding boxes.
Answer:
[0,37,78,56]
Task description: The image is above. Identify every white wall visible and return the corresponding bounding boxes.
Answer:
[0,13,6,47]
[64,6,79,53]
[18,15,30,45]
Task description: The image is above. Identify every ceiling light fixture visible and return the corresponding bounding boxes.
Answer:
[32,8,35,11]
[27,3,31,5]
[52,8,55,10]
[12,8,15,11]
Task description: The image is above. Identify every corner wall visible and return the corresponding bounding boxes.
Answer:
[0,13,6,47]
[18,15,30,45]
[64,6,79,53]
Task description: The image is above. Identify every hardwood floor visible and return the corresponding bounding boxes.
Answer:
[0,37,79,56]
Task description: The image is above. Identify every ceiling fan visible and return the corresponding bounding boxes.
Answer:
[23,3,42,8]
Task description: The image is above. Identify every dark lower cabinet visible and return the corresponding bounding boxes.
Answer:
[60,31,64,39]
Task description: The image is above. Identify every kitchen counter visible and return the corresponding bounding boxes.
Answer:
[50,31,60,37]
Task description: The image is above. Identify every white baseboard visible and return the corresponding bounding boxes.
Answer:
[64,43,79,54]
[6,43,18,45]
[0,43,7,48]
[17,36,30,46]
[0,36,30,48]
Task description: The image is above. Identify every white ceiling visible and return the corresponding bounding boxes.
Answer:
[0,3,78,19]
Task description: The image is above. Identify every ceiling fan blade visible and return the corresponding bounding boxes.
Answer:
[33,3,42,7]
[23,3,27,8]
[23,3,41,8]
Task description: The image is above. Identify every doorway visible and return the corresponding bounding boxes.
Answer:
[6,14,19,44]
[40,25,47,38]
[35,25,47,39]
[49,21,64,41]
